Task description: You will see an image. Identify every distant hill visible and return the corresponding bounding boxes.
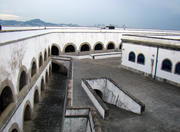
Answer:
[0,19,80,27]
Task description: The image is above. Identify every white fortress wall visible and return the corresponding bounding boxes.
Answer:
[156,48,180,84]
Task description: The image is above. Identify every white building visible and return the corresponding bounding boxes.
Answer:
[121,34,180,86]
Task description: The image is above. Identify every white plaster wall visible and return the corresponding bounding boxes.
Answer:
[156,48,180,84]
[3,63,51,132]
[81,81,105,118]
[0,34,53,96]
[104,80,141,114]
[121,43,157,75]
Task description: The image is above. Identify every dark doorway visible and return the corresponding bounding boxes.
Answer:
[65,45,75,53]
[0,86,13,114]
[11,129,18,132]
[107,43,115,50]
[24,104,31,121]
[39,55,43,67]
[80,44,90,52]
[45,71,48,83]
[94,43,103,50]
[19,71,27,91]
[34,90,39,104]
[44,50,47,61]
[94,89,103,99]
[51,45,59,55]
[31,61,37,77]
[41,78,45,91]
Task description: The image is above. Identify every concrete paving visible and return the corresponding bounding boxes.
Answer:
[24,73,67,132]
[72,57,180,132]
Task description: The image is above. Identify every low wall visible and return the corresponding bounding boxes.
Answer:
[63,107,101,132]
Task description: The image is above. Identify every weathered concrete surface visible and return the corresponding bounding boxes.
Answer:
[72,57,180,132]
[24,73,67,132]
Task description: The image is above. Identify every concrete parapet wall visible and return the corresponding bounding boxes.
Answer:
[82,78,145,117]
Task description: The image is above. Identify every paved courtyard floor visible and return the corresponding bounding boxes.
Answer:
[72,57,180,132]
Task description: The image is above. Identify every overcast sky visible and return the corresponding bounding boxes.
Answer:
[1,0,180,29]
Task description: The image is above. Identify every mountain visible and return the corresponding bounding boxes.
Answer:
[0,19,79,27]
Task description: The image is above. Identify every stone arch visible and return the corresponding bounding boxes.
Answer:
[40,77,45,92]
[51,44,60,55]
[80,42,91,52]
[18,66,28,92]
[94,89,103,99]
[137,53,145,65]
[48,46,51,57]
[64,43,77,53]
[23,101,32,131]
[8,123,20,132]
[52,61,68,75]
[39,52,43,68]
[30,58,37,77]
[161,59,172,72]
[44,49,47,61]
[45,71,48,83]
[175,62,180,75]
[0,85,14,115]
[94,42,104,51]
[128,51,136,62]
[34,88,39,105]
[107,42,115,50]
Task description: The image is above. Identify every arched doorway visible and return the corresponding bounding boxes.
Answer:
[128,51,136,62]
[19,71,27,91]
[94,43,103,51]
[107,42,115,50]
[80,44,90,52]
[94,89,103,99]
[0,86,13,114]
[23,104,32,131]
[45,71,48,83]
[41,78,45,92]
[51,45,59,55]
[161,59,172,72]
[39,54,43,68]
[44,50,47,61]
[34,89,39,105]
[65,45,76,53]
[137,53,145,65]
[31,61,37,77]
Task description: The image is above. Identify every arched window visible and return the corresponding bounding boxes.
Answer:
[137,54,145,65]
[19,71,27,91]
[31,61,37,77]
[51,45,59,55]
[128,52,135,62]
[94,43,103,50]
[65,45,75,53]
[34,90,39,105]
[80,44,90,52]
[41,78,45,91]
[48,47,50,57]
[23,103,32,131]
[107,43,115,50]
[0,86,13,114]
[161,59,172,72]
[175,62,180,74]
[39,54,43,67]
[44,50,47,61]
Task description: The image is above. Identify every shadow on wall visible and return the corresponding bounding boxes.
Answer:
[52,62,68,76]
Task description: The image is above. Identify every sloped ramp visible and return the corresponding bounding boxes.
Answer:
[81,77,145,118]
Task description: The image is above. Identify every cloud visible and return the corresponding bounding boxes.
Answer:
[0,14,21,20]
